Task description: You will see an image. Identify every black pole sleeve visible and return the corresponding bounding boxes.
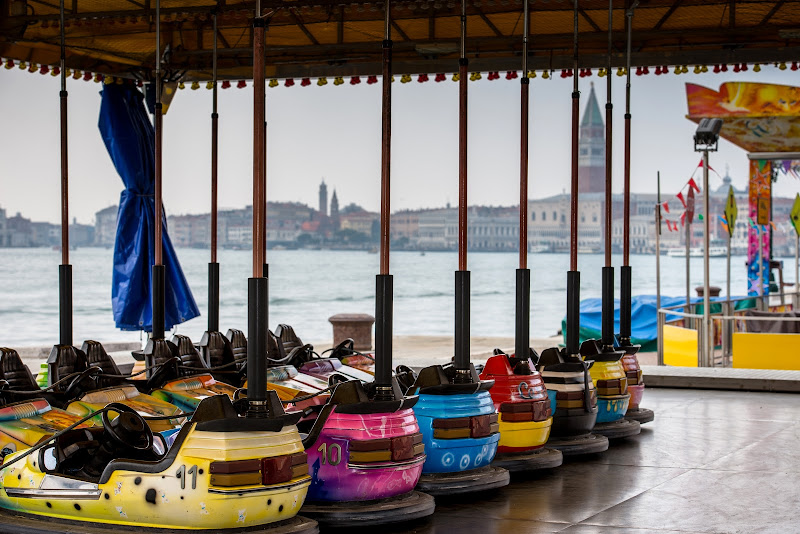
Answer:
[515,268,530,359]
[152,264,165,339]
[375,274,393,389]
[601,266,615,347]
[620,265,632,340]
[247,276,268,406]
[454,270,471,373]
[208,262,219,333]
[59,264,72,346]
[566,270,581,355]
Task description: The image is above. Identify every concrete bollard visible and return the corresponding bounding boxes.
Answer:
[328,313,375,351]
[695,286,721,298]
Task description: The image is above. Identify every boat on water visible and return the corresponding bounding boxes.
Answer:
[667,247,726,258]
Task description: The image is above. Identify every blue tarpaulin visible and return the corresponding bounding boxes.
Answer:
[561,294,757,352]
[98,84,199,332]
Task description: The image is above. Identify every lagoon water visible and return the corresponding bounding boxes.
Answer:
[0,247,784,348]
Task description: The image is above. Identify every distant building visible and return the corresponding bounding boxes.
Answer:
[31,221,58,247]
[528,194,603,252]
[6,213,32,247]
[392,209,422,242]
[219,205,252,247]
[318,180,328,217]
[330,189,340,230]
[227,223,253,246]
[339,210,378,238]
[417,209,456,250]
[0,206,7,247]
[94,205,118,246]
[465,207,519,251]
[169,213,210,248]
[267,219,302,245]
[69,218,95,248]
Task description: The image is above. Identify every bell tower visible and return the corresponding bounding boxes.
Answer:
[318,180,328,216]
[578,83,605,194]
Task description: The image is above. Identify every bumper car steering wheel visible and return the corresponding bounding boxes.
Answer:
[102,402,154,453]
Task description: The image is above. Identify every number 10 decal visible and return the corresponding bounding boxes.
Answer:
[317,443,342,466]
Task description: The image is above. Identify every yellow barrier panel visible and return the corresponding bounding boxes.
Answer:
[663,325,698,367]
[733,332,800,370]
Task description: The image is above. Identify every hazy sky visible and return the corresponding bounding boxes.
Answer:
[1,65,799,225]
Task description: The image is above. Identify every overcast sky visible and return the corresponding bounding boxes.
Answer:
[1,65,798,225]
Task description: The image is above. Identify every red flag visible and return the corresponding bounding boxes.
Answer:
[676,191,686,208]
[688,178,701,193]
[680,212,687,226]
[662,201,670,213]
[697,158,720,176]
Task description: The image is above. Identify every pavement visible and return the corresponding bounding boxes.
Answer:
[330,387,800,534]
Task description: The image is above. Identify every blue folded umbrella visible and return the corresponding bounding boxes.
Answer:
[98,84,200,332]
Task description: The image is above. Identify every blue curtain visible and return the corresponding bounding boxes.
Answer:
[98,84,200,332]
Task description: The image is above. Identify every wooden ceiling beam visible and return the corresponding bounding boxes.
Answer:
[476,9,503,37]
[391,21,410,41]
[760,0,786,25]
[337,6,344,44]
[216,28,231,49]
[653,0,682,30]
[28,0,61,10]
[289,10,320,46]
[578,8,602,33]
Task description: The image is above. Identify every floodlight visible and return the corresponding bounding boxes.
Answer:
[694,118,723,152]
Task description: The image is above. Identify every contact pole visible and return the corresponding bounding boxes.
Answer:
[58,0,72,346]
[703,150,714,367]
[685,217,691,320]
[152,0,165,339]
[725,221,731,365]
[601,0,614,349]
[454,0,471,379]
[374,0,394,397]
[619,2,638,344]
[702,150,711,366]
[209,13,220,333]
[515,0,531,362]
[247,0,270,415]
[655,172,663,365]
[566,0,580,357]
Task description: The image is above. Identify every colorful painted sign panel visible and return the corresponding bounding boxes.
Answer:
[748,159,771,296]
[725,186,737,238]
[791,194,800,236]
[686,82,800,153]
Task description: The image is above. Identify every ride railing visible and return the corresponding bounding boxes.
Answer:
[657,291,800,369]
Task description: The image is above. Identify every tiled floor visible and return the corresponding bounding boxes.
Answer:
[330,388,800,533]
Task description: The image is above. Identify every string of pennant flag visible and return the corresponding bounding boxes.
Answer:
[659,159,719,232]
